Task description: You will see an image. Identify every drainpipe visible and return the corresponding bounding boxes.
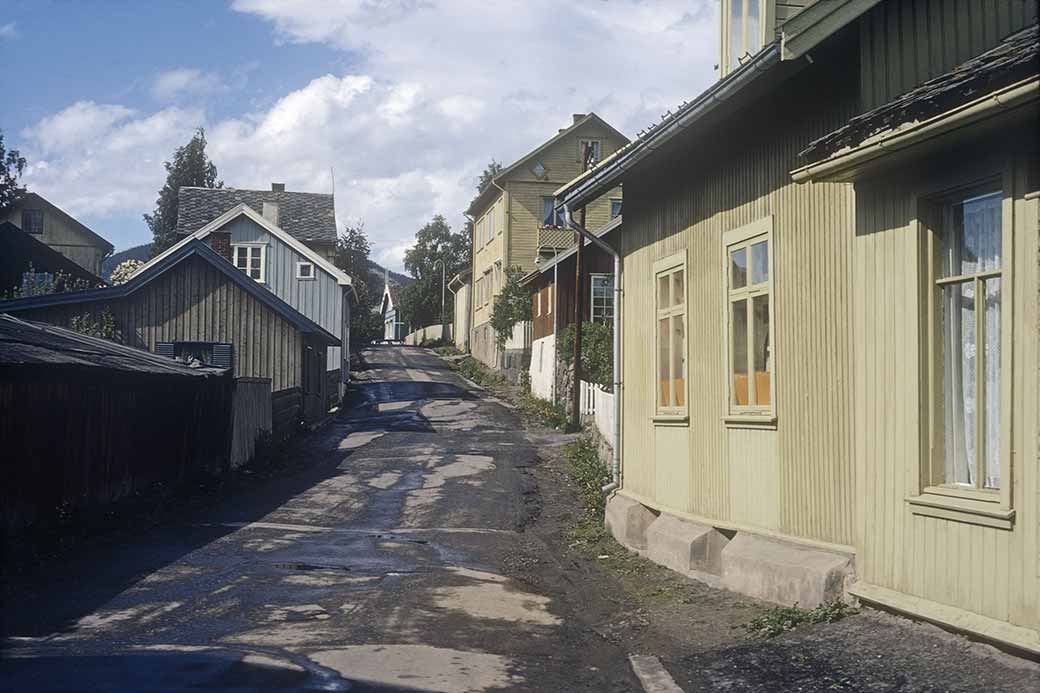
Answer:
[563,204,621,493]
[551,246,559,403]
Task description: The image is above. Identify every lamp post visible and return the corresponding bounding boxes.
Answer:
[435,257,446,336]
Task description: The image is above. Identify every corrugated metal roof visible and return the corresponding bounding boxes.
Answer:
[802,23,1039,161]
[0,314,226,377]
[176,187,338,245]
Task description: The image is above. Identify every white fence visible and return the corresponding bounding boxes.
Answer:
[579,380,616,450]
[404,323,452,346]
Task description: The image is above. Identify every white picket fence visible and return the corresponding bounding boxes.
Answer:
[579,380,616,449]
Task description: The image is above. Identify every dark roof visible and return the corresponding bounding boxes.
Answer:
[176,187,337,245]
[802,23,1039,161]
[0,240,340,346]
[0,314,225,377]
[0,222,106,292]
[8,192,114,254]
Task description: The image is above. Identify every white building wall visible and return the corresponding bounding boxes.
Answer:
[529,333,555,401]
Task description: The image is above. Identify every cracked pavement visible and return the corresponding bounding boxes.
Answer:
[1,345,642,692]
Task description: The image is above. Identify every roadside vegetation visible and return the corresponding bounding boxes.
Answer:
[743,600,858,638]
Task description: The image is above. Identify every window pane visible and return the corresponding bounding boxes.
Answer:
[671,316,685,408]
[236,247,247,265]
[752,294,770,406]
[672,269,684,307]
[983,277,1001,489]
[543,198,554,226]
[942,282,976,486]
[747,0,761,54]
[732,299,749,406]
[657,274,671,310]
[658,317,671,408]
[730,248,747,290]
[729,0,743,69]
[945,191,1001,276]
[750,240,769,284]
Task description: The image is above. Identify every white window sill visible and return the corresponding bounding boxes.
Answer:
[652,414,689,426]
[723,414,777,430]
[906,493,1015,530]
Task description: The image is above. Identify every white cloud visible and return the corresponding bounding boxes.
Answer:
[151,68,223,102]
[18,2,719,271]
[0,23,17,40]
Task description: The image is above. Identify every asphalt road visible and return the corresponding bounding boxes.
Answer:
[1,345,644,692]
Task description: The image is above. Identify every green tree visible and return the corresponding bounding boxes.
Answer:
[557,321,614,391]
[490,266,532,349]
[333,222,382,348]
[0,131,28,211]
[144,128,221,256]
[475,159,502,197]
[400,214,470,327]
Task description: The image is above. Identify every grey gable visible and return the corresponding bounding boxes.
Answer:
[176,187,338,244]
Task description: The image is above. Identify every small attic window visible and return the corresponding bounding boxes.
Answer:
[531,161,547,179]
[296,261,315,280]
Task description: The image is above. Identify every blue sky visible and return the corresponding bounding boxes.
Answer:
[2,1,718,272]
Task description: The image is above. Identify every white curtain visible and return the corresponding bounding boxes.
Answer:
[942,192,1001,489]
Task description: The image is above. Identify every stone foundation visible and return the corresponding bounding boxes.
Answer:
[605,494,854,608]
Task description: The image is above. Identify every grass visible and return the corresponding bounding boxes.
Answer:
[433,344,462,356]
[516,392,572,431]
[743,600,859,639]
[453,356,508,389]
[563,437,611,516]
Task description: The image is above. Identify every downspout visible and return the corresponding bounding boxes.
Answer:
[551,246,559,403]
[563,204,621,493]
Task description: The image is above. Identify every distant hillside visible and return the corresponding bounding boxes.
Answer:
[103,243,415,290]
[103,243,153,279]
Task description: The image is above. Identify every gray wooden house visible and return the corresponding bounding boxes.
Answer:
[132,185,354,402]
[0,239,340,435]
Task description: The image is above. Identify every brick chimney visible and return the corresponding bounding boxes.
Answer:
[207,231,233,263]
[271,182,285,192]
[572,113,586,124]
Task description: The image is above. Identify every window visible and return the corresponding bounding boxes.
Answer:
[724,0,764,73]
[547,283,552,314]
[21,209,44,234]
[590,274,614,323]
[929,189,1005,493]
[654,253,686,416]
[487,204,496,241]
[610,199,623,219]
[296,261,315,280]
[233,244,265,282]
[542,197,566,227]
[536,289,542,316]
[578,139,601,168]
[156,342,233,369]
[724,217,774,421]
[483,269,492,305]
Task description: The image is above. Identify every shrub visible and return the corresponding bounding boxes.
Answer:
[490,266,532,349]
[563,437,611,517]
[517,392,570,431]
[557,321,613,392]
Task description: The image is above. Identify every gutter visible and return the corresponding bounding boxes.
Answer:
[562,203,622,493]
[792,78,1039,183]
[558,43,782,210]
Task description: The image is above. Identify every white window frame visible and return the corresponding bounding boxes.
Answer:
[233,243,266,283]
[483,269,492,306]
[653,251,688,420]
[536,288,542,316]
[547,283,553,315]
[578,138,602,168]
[720,0,773,77]
[589,273,614,324]
[909,176,1015,527]
[722,216,775,426]
[296,261,315,280]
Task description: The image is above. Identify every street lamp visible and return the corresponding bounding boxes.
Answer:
[435,257,446,335]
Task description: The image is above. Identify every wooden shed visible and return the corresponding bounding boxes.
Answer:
[0,239,341,437]
[0,315,232,534]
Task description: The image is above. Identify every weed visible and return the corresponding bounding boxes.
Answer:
[743,600,858,639]
[563,437,611,516]
[517,393,572,431]
[453,356,508,389]
[433,345,461,356]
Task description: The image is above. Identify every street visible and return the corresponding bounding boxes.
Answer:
[1,345,642,691]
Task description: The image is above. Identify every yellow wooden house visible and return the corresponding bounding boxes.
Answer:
[556,0,1038,655]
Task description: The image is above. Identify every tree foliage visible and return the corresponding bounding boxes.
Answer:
[333,222,382,348]
[490,266,532,349]
[5,264,103,299]
[109,259,144,285]
[400,214,469,327]
[475,159,502,197]
[0,131,28,211]
[557,321,614,392]
[144,128,222,256]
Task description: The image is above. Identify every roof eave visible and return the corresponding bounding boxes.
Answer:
[781,0,883,61]
[556,43,783,211]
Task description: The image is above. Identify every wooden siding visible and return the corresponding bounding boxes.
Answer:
[19,255,306,392]
[852,136,1038,633]
[859,0,1038,111]
[531,278,554,341]
[225,216,344,374]
[1,200,108,277]
[620,48,859,547]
